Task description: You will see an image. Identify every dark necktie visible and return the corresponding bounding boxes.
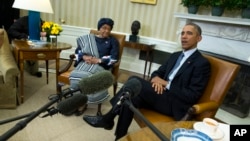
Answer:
[168,53,184,79]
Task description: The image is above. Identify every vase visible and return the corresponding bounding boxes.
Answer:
[50,35,57,46]
[211,6,224,16]
[46,35,51,42]
[242,8,250,19]
[188,5,199,14]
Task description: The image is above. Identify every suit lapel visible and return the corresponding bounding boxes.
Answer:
[175,50,200,77]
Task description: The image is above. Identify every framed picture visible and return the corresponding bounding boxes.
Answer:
[130,0,157,5]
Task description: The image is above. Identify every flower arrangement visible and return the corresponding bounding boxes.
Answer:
[41,21,63,36]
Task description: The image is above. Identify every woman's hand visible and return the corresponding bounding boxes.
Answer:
[151,76,168,94]
[83,55,100,64]
[90,57,101,64]
[83,55,92,64]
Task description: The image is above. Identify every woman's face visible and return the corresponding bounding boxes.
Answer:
[98,24,112,38]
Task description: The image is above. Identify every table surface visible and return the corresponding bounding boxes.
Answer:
[119,121,230,141]
[124,41,155,51]
[13,40,72,51]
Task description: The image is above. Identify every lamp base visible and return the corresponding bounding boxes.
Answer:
[28,11,40,40]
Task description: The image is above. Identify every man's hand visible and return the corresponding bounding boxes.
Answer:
[151,76,168,94]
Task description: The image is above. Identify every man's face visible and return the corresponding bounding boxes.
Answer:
[98,24,112,38]
[181,25,202,51]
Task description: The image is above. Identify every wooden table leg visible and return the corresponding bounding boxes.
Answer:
[46,60,49,84]
[143,50,150,79]
[147,50,153,80]
[56,52,60,93]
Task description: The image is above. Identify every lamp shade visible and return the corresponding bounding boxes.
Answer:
[12,0,53,13]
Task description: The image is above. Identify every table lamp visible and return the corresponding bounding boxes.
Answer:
[12,0,53,40]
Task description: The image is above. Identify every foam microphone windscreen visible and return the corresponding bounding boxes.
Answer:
[123,77,142,97]
[57,94,88,115]
[78,70,114,95]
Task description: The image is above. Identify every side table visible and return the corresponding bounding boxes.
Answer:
[120,121,230,141]
[124,41,155,79]
[119,121,195,141]
[13,40,72,103]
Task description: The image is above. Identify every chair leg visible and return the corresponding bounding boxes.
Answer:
[113,81,118,96]
[97,103,102,116]
[16,76,20,106]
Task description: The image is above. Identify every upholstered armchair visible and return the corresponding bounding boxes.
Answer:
[134,54,240,127]
[57,29,125,115]
[0,28,19,108]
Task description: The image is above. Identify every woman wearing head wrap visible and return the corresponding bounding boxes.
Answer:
[69,18,119,115]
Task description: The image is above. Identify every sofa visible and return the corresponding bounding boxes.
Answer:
[0,28,19,108]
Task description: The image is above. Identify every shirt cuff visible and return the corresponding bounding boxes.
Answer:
[166,81,171,90]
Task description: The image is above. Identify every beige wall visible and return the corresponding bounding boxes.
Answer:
[20,0,186,42]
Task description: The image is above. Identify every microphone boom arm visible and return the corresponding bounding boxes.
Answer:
[0,97,59,140]
[123,100,169,141]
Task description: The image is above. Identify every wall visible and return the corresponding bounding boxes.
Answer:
[19,0,248,75]
[20,0,186,42]
[19,0,243,42]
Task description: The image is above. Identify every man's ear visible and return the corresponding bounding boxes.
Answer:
[197,35,202,42]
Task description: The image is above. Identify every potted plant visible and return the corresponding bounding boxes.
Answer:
[209,0,226,16]
[240,0,250,18]
[227,0,250,18]
[180,0,206,14]
[224,0,242,10]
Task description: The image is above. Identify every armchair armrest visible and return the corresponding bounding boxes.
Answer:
[112,60,120,68]
[181,101,219,121]
[111,60,120,81]
[0,53,19,84]
[58,54,75,74]
[192,101,219,114]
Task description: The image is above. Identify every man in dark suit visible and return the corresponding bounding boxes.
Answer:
[8,16,42,77]
[83,23,211,140]
[0,0,19,31]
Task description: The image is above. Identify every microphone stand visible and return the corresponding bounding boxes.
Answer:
[0,112,35,125]
[123,99,169,141]
[0,98,59,140]
[0,88,74,140]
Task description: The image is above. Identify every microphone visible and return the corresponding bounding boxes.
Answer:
[78,70,114,94]
[43,70,113,117]
[55,70,113,99]
[57,94,88,115]
[113,77,141,113]
[122,77,142,98]
[41,94,88,117]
